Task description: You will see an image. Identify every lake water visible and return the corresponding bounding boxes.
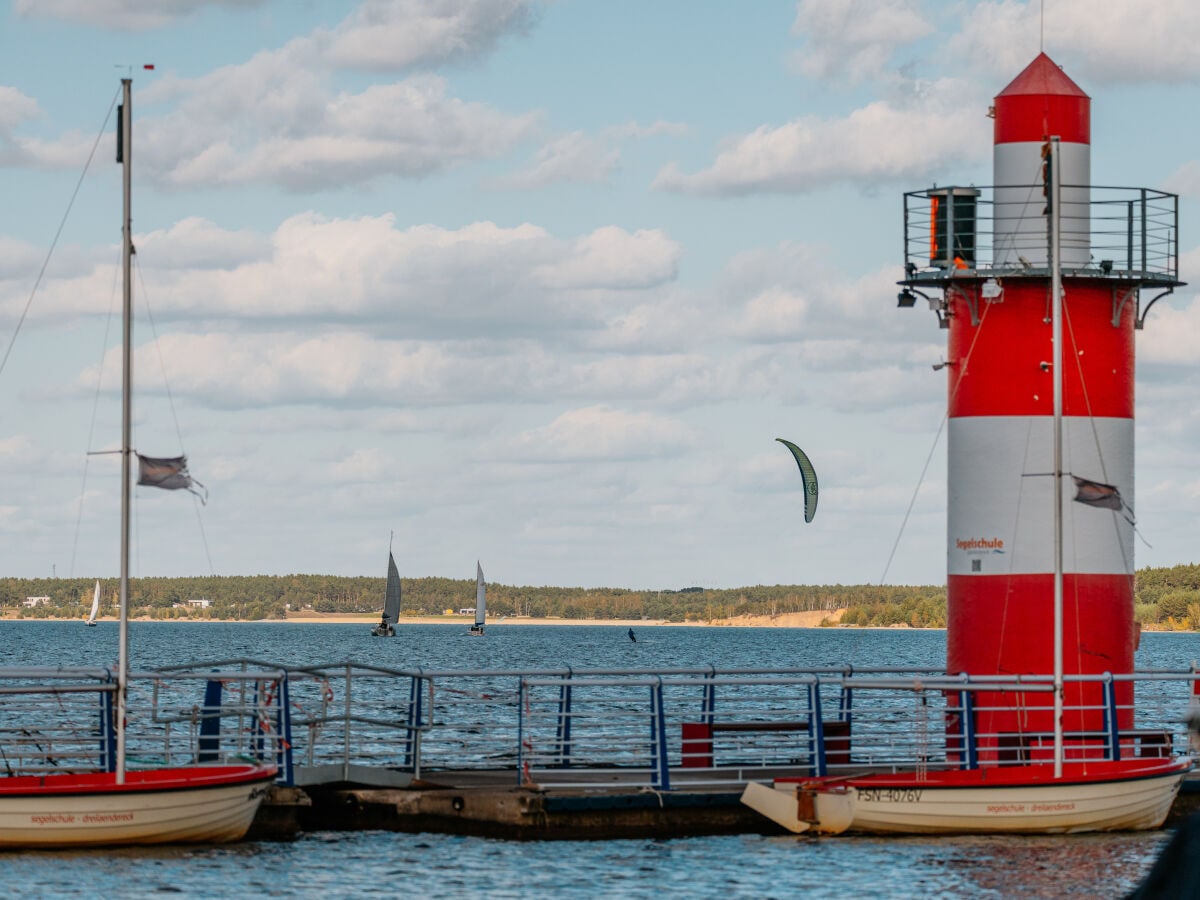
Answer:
[3,622,1198,899]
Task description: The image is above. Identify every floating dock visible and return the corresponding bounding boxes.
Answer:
[251,770,1200,841]
[4,660,1196,841]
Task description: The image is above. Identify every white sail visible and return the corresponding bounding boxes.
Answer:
[86,581,100,625]
[475,562,486,627]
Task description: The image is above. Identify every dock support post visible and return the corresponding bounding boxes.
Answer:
[838,665,854,727]
[651,677,671,790]
[517,677,527,787]
[100,678,116,772]
[278,672,294,786]
[251,678,265,761]
[701,665,716,726]
[198,676,223,762]
[342,663,352,782]
[405,671,423,775]
[1102,672,1120,761]
[959,676,978,770]
[554,667,573,767]
[808,680,826,777]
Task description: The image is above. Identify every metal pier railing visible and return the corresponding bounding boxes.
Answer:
[2,662,1195,793]
[0,664,289,778]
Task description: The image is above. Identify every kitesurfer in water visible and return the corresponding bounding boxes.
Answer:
[628,628,636,642]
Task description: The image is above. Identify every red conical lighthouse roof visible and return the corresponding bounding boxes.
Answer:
[996,51,1088,98]
[994,52,1090,145]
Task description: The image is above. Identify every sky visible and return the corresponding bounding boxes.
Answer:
[2,0,1199,590]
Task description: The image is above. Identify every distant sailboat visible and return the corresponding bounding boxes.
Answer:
[372,545,401,637]
[84,581,100,627]
[469,562,486,635]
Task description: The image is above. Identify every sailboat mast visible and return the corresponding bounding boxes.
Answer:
[1049,135,1064,779]
[117,77,133,783]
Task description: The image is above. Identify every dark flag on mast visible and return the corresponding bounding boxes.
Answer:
[137,454,207,504]
[1071,476,1123,511]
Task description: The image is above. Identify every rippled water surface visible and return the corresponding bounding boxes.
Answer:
[3,622,1196,898]
[0,830,1172,899]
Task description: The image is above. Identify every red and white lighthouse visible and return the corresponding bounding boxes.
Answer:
[899,53,1183,749]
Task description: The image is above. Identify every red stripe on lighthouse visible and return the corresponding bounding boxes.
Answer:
[947,282,1134,419]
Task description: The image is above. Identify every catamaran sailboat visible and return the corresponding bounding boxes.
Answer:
[0,77,274,847]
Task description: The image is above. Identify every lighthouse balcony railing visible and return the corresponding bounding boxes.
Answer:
[902,184,1181,288]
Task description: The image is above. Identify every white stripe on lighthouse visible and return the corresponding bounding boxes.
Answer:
[947,416,1133,576]
[993,141,1091,268]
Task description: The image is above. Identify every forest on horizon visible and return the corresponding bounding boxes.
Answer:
[3,563,1200,630]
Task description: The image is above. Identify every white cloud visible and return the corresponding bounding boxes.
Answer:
[10,215,680,334]
[0,86,41,166]
[13,0,265,30]
[327,447,394,483]
[584,290,709,353]
[323,0,539,71]
[720,244,935,344]
[141,70,538,190]
[10,3,543,189]
[0,87,39,132]
[951,0,1200,84]
[135,218,272,270]
[496,121,688,189]
[0,236,44,281]
[654,78,987,195]
[0,434,37,466]
[1163,161,1200,198]
[533,227,680,290]
[1139,290,1200,366]
[789,0,934,83]
[733,287,813,341]
[502,405,696,462]
[496,131,621,188]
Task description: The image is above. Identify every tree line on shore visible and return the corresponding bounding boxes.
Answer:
[2,563,1198,629]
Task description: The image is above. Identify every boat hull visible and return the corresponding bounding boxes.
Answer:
[741,781,854,834]
[0,764,276,848]
[752,759,1190,836]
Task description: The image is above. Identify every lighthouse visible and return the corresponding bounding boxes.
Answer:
[898,54,1184,752]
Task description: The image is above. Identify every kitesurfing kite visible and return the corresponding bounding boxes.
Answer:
[776,438,818,523]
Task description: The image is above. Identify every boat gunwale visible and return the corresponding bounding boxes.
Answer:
[0,763,277,797]
[778,757,1192,791]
